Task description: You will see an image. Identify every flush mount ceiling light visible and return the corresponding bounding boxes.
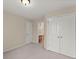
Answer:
[21,0,30,6]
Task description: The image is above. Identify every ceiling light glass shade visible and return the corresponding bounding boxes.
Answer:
[21,0,30,6]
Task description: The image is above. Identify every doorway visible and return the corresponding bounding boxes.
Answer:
[37,22,44,47]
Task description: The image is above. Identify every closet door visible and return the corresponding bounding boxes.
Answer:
[58,14,76,57]
[45,14,76,58]
[45,18,60,53]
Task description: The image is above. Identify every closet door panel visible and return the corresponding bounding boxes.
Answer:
[56,17,63,53]
[45,14,76,58]
[45,18,59,53]
[59,14,76,57]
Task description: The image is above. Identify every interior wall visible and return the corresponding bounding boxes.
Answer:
[25,20,33,44]
[3,12,27,52]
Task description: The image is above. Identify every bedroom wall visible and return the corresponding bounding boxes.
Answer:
[3,12,32,52]
[25,20,33,44]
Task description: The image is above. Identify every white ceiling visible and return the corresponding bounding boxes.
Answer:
[3,0,76,20]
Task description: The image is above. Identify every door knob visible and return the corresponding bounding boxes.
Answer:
[57,36,63,38]
[60,36,63,38]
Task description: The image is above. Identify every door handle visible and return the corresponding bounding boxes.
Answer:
[57,36,63,38]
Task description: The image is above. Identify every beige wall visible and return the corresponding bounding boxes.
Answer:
[3,12,26,52]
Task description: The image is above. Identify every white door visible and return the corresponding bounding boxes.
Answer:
[45,17,60,53]
[58,14,76,57]
[45,13,76,58]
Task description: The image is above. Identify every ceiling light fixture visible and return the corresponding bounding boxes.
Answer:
[21,0,30,6]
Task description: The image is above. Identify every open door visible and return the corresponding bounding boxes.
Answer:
[38,35,44,47]
[38,22,44,47]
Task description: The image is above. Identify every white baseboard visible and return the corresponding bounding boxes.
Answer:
[3,42,27,53]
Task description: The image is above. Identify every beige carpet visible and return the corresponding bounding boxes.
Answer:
[4,43,75,59]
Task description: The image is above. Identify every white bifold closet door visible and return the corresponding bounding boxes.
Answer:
[45,17,60,53]
[44,13,76,58]
[60,14,76,58]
